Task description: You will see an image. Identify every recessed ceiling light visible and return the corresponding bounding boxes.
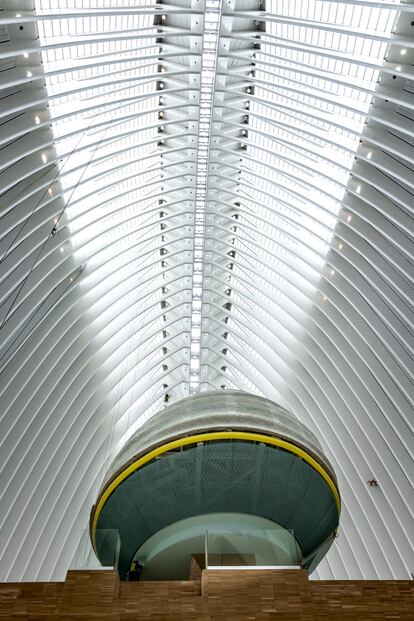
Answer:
[23,52,29,58]
[400,49,407,56]
[347,215,352,222]
[34,115,40,125]
[367,152,372,159]
[356,185,361,194]
[26,70,32,77]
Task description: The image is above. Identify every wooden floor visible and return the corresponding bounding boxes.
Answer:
[0,568,413,620]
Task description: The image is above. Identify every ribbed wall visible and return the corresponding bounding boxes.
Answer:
[0,0,413,581]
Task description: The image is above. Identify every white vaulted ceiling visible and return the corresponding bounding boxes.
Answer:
[0,0,413,581]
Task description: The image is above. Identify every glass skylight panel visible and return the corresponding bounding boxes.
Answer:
[243,0,397,296]
[28,0,401,428]
[31,0,168,448]
[191,0,400,394]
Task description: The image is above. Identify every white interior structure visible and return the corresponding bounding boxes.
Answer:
[0,0,413,581]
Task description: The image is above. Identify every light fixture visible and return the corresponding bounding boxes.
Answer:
[347,215,352,222]
[367,152,372,159]
[23,52,29,58]
[48,188,53,195]
[41,153,47,163]
[162,14,167,20]
[400,49,407,56]
[356,185,361,194]
[330,270,335,276]
[60,247,64,253]
[34,115,40,125]
[323,295,327,301]
[339,243,343,250]
[395,66,402,71]
[26,70,32,78]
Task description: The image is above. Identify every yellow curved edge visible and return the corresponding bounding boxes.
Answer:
[92,431,341,548]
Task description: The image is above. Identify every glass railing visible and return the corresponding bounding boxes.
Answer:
[70,529,120,571]
[205,529,302,569]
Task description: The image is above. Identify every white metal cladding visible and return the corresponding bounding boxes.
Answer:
[0,0,413,582]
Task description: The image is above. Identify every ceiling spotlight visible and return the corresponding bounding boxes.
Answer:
[400,49,407,56]
[34,115,40,125]
[356,185,361,194]
[330,270,335,276]
[339,243,343,250]
[41,153,47,163]
[347,215,352,222]
[26,70,32,78]
[23,52,29,58]
[367,152,372,159]
[162,14,167,20]
[60,247,64,253]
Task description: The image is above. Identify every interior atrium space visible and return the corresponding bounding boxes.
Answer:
[0,0,413,594]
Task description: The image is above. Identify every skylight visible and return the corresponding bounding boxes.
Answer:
[32,0,399,428]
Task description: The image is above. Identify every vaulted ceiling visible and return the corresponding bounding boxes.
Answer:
[0,0,413,581]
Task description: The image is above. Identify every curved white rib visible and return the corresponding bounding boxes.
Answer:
[0,0,413,582]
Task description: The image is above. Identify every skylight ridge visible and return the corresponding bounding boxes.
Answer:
[189,0,223,394]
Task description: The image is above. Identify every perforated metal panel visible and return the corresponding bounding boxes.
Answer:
[95,439,339,578]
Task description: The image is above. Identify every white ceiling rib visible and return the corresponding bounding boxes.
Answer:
[0,0,413,582]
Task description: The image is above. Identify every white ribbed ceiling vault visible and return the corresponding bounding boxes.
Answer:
[0,0,413,581]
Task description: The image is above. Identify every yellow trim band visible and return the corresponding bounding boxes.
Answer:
[92,431,340,546]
